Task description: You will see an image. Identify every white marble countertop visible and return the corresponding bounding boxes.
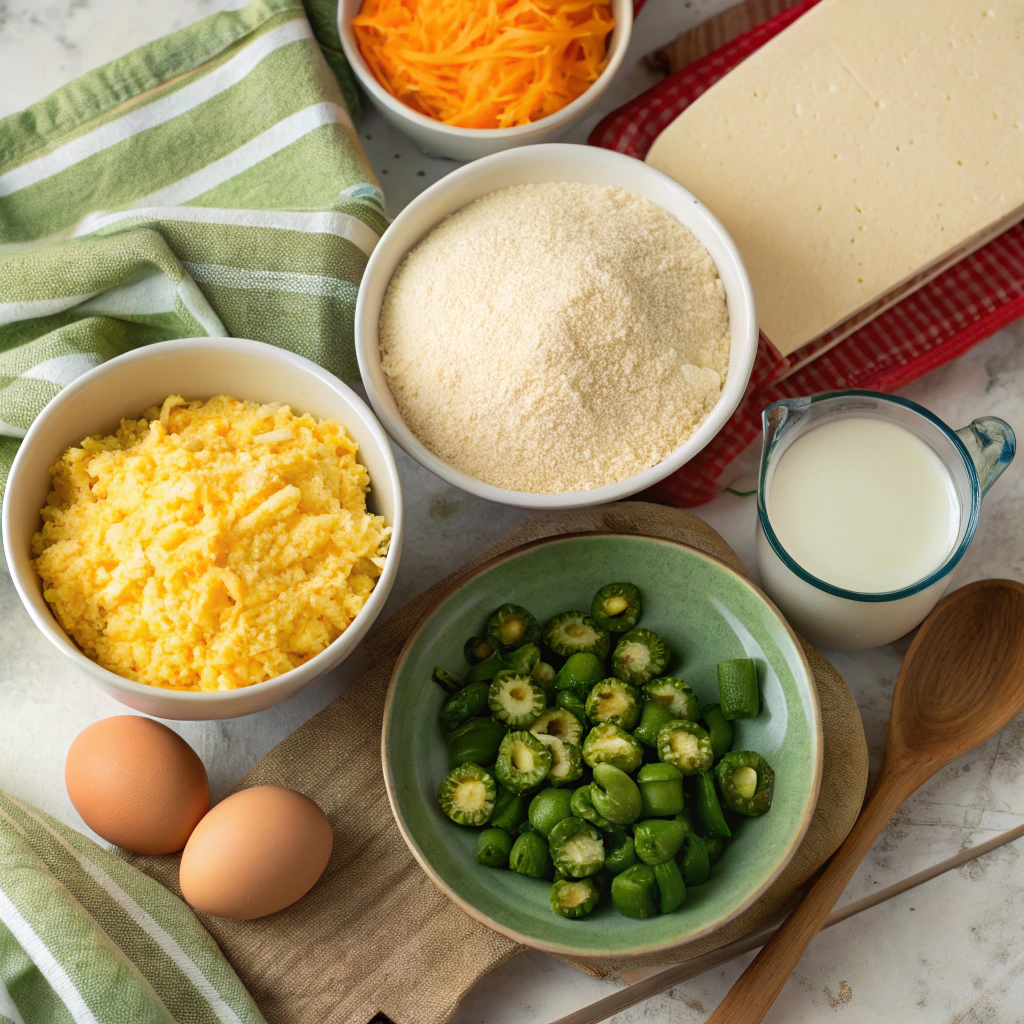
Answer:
[2,2,1024,1022]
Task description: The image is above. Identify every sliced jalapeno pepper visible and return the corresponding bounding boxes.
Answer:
[590,582,642,633]
[555,689,587,726]
[464,636,494,665]
[476,827,514,868]
[509,830,550,878]
[585,679,642,730]
[487,603,541,652]
[633,700,677,748]
[489,783,526,832]
[439,680,491,732]
[570,784,615,831]
[643,677,699,721]
[446,715,508,767]
[633,818,688,865]
[604,828,638,875]
[715,750,775,816]
[679,832,710,885]
[611,629,670,686]
[438,763,496,826]
[637,762,685,818]
[488,672,547,728]
[538,737,584,786]
[611,864,659,919]
[543,612,610,659]
[589,763,642,826]
[495,731,552,794]
[548,817,606,878]
[554,652,606,700]
[583,723,643,773]
[700,702,735,759]
[530,707,584,747]
[657,719,714,775]
[653,858,687,913]
[718,658,760,720]
[528,787,575,837]
[550,877,600,919]
[696,770,732,837]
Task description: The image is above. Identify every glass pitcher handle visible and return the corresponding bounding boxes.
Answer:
[956,417,1016,496]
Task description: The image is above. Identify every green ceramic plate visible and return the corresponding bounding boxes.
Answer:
[382,533,822,957]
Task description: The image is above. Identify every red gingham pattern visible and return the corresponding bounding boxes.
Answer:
[593,0,1024,506]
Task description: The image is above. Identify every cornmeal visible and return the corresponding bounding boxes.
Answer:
[32,396,390,692]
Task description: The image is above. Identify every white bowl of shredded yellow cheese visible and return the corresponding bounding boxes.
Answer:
[355,144,759,509]
[2,338,403,721]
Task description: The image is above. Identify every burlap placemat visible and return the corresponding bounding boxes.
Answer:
[125,502,868,1024]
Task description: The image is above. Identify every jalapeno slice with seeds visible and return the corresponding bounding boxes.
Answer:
[487,603,541,651]
[530,707,584,746]
[585,679,642,730]
[548,817,606,878]
[537,736,584,786]
[643,677,699,721]
[657,719,714,775]
[438,763,496,826]
[543,612,611,659]
[715,750,775,816]
[582,723,643,774]
[590,582,642,633]
[464,636,494,664]
[550,877,600,919]
[612,629,669,686]
[488,672,546,728]
[495,730,552,794]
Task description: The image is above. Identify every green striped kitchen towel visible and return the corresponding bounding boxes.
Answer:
[0,0,388,499]
[0,789,265,1024]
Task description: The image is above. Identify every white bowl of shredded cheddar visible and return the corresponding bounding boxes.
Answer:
[355,144,759,510]
[338,0,632,161]
[2,338,403,721]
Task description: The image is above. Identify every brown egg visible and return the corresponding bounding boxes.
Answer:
[179,785,333,920]
[65,716,210,855]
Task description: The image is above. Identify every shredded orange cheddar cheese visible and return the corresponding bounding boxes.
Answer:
[351,0,615,129]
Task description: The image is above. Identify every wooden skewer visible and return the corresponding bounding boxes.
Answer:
[549,821,1024,1024]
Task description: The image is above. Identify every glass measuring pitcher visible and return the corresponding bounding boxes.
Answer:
[756,390,1015,650]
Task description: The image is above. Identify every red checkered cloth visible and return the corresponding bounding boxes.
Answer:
[597,0,1024,506]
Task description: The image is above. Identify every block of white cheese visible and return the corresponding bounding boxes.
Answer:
[647,0,1024,357]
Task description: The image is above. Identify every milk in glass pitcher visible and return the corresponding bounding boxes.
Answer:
[756,390,1015,650]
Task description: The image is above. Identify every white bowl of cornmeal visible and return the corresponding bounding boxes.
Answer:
[355,143,759,510]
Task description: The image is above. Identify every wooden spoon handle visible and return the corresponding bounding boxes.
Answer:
[705,775,907,1024]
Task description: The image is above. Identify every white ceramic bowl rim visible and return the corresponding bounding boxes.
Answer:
[2,337,403,710]
[338,0,633,139]
[355,143,759,510]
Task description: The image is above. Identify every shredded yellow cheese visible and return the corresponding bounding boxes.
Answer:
[351,0,615,129]
[33,396,390,692]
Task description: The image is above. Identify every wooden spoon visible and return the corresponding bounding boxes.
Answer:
[705,578,1024,1024]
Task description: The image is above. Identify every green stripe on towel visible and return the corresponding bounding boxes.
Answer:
[0,0,383,500]
[0,792,265,1024]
